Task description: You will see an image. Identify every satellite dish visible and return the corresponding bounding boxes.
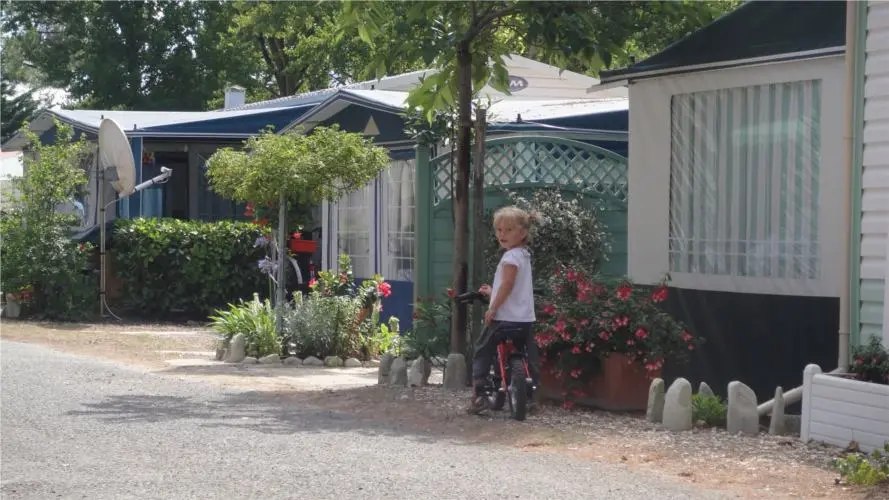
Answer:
[95,118,171,320]
[98,119,136,196]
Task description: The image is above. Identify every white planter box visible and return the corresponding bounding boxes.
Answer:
[801,364,889,453]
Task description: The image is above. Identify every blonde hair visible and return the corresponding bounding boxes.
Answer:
[493,206,532,242]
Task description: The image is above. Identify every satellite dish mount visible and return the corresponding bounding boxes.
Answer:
[97,118,172,319]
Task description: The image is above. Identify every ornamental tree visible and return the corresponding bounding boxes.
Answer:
[205,125,390,321]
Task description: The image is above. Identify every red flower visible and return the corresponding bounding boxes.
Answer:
[566,269,577,282]
[446,288,456,299]
[598,331,611,340]
[634,328,649,340]
[377,282,392,298]
[571,345,581,354]
[543,303,557,315]
[681,330,694,342]
[616,285,632,301]
[554,320,568,333]
[308,278,318,288]
[651,286,668,303]
[245,203,254,217]
[291,231,302,240]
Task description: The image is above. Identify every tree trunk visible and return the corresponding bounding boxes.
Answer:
[469,107,487,384]
[449,41,472,356]
[275,193,287,334]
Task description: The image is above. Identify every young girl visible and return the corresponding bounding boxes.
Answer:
[468,206,539,414]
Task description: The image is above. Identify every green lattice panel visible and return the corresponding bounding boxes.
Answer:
[431,137,627,206]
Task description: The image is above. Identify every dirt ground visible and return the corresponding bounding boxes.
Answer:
[2,319,885,500]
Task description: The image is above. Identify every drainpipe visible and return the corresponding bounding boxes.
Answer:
[758,1,857,416]
[838,0,862,373]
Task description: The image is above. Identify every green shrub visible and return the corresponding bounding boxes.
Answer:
[692,393,727,427]
[281,293,362,359]
[208,294,280,358]
[112,218,267,316]
[0,119,96,320]
[401,292,451,361]
[832,443,889,486]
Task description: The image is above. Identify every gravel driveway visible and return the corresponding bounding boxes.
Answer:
[0,340,728,500]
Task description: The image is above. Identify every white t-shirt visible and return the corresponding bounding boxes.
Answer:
[491,247,535,322]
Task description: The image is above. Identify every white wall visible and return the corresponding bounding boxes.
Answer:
[627,56,847,297]
[861,1,889,346]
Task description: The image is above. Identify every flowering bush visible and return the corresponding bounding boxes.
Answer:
[484,189,611,285]
[307,253,392,310]
[850,336,889,385]
[535,266,698,389]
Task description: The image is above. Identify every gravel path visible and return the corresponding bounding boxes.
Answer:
[0,340,729,500]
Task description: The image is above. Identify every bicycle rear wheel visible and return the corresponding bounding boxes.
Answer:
[509,358,528,421]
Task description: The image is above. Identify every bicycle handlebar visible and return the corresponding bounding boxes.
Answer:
[454,288,545,305]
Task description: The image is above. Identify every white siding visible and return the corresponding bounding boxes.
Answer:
[801,364,889,453]
[860,2,889,345]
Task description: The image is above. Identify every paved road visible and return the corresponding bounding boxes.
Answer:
[1,341,727,500]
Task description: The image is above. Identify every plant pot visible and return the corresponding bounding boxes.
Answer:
[289,238,317,254]
[539,353,660,411]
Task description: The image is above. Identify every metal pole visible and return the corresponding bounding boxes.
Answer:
[275,192,287,333]
[98,165,106,318]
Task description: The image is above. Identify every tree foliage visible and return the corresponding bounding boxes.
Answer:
[205,125,390,227]
[1,75,37,143]
[0,120,96,319]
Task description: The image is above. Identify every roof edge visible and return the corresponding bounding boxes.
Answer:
[600,46,845,84]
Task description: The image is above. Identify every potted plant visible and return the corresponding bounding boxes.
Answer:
[535,266,698,410]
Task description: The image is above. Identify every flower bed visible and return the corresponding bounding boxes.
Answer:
[535,266,697,410]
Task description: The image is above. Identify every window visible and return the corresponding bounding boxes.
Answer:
[382,159,416,281]
[668,80,821,280]
[335,182,374,278]
[328,156,417,282]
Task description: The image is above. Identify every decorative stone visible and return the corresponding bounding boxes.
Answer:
[727,381,759,436]
[388,356,408,386]
[344,357,362,368]
[698,381,715,398]
[646,378,665,423]
[442,353,467,390]
[224,334,246,363]
[258,354,280,364]
[378,353,395,384]
[663,377,693,431]
[283,356,301,365]
[242,356,257,364]
[408,357,430,387]
[302,356,323,366]
[768,386,786,435]
[324,356,343,367]
[365,359,381,367]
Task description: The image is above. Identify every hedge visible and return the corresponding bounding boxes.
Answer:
[112,218,268,316]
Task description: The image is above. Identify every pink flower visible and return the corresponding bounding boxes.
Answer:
[554,320,568,333]
[651,286,668,303]
[446,288,456,298]
[377,282,392,298]
[598,331,611,340]
[612,316,629,329]
[571,345,581,354]
[543,303,557,315]
[634,328,649,340]
[308,278,318,288]
[681,330,694,342]
[616,285,632,301]
[570,369,582,379]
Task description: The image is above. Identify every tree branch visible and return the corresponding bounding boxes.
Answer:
[462,3,520,43]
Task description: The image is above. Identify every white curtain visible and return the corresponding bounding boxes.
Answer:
[385,159,416,281]
[668,79,821,280]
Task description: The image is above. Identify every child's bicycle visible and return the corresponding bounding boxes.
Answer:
[456,290,536,421]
